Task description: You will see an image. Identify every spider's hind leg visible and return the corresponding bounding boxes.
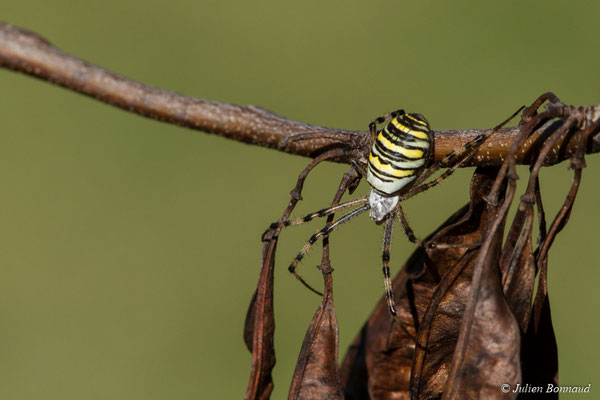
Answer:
[395,202,479,250]
[396,204,424,247]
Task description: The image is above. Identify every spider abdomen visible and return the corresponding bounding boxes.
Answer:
[366,113,432,195]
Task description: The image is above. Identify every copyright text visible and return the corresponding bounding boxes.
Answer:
[500,383,591,394]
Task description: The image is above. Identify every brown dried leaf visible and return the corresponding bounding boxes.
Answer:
[340,258,419,400]
[441,218,521,400]
[413,167,520,400]
[516,132,589,395]
[339,325,370,400]
[516,161,584,395]
[340,167,504,399]
[410,250,476,399]
[500,204,536,332]
[287,167,359,399]
[288,273,344,400]
[520,287,558,399]
[244,239,278,400]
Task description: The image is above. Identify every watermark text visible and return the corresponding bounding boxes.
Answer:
[500,383,591,394]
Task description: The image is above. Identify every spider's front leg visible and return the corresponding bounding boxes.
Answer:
[369,109,405,139]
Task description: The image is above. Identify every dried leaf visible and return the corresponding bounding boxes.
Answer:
[288,273,344,400]
[500,204,536,331]
[516,121,590,395]
[341,168,504,399]
[516,160,584,395]
[520,288,558,399]
[244,239,278,400]
[288,169,360,399]
[339,325,370,400]
[413,167,520,400]
[441,220,521,400]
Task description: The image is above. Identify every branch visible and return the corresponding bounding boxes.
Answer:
[1,22,598,166]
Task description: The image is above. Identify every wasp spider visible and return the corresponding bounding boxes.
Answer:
[266,109,517,316]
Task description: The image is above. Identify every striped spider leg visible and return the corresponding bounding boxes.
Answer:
[285,201,371,294]
[399,106,524,204]
[369,109,405,138]
[275,168,368,295]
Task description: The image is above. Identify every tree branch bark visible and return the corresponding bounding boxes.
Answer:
[1,22,598,166]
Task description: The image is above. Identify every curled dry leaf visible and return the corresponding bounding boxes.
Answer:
[244,239,278,400]
[519,143,588,396]
[288,272,344,400]
[520,285,558,400]
[500,188,537,332]
[441,197,521,400]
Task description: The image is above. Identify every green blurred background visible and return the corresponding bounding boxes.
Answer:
[1,1,599,398]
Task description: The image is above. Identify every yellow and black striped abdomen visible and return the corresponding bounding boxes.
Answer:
[366,113,432,195]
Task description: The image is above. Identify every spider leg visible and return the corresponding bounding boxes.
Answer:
[369,109,405,139]
[396,200,480,250]
[350,158,367,179]
[261,148,347,242]
[262,196,369,241]
[279,131,353,150]
[402,158,469,201]
[396,204,423,247]
[382,215,397,316]
[392,107,523,251]
[289,147,347,202]
[288,204,371,291]
[401,106,524,202]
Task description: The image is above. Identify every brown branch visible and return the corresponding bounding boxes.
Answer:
[1,21,599,166]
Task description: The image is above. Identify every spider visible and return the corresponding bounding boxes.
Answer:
[264,109,519,316]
